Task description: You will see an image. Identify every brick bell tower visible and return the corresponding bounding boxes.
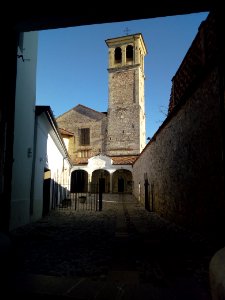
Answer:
[105,33,147,156]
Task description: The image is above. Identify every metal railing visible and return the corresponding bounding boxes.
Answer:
[57,184,102,211]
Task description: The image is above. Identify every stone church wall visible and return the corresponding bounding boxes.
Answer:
[133,12,225,231]
[56,108,107,163]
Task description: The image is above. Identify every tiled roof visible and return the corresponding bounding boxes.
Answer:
[73,157,89,165]
[73,104,106,120]
[72,155,139,166]
[56,104,106,121]
[59,128,74,136]
[111,155,139,165]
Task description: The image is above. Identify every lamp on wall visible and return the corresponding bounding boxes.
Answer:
[17,54,24,62]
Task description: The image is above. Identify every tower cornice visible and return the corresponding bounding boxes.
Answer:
[107,63,142,73]
[105,33,147,55]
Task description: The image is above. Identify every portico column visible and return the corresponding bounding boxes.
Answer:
[109,171,115,193]
[88,173,92,192]
[122,46,126,65]
[110,172,113,193]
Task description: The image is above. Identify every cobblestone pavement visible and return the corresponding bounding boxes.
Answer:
[7,195,225,299]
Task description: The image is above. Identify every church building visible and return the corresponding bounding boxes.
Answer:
[56,33,147,193]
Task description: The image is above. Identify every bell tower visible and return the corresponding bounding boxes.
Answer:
[105,33,147,156]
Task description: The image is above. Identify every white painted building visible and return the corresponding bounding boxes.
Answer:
[10,31,39,230]
[32,106,72,220]
[10,32,71,230]
[70,154,133,193]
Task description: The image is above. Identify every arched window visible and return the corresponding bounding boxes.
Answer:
[126,45,133,62]
[114,47,122,63]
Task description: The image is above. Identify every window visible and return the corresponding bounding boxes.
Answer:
[126,45,133,62]
[79,128,90,145]
[115,47,122,63]
[18,32,24,53]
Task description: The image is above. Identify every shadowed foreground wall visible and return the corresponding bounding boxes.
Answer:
[133,12,224,231]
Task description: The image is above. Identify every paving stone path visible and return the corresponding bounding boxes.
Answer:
[7,195,224,299]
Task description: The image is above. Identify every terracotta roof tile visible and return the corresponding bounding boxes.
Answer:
[73,157,88,165]
[72,155,139,166]
[111,155,139,165]
[59,128,74,136]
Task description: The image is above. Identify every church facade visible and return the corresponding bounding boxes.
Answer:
[56,33,147,193]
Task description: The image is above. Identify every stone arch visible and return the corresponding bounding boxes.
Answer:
[70,169,88,192]
[92,169,110,193]
[112,169,133,193]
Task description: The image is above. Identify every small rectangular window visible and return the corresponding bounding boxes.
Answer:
[18,32,24,53]
[79,128,90,145]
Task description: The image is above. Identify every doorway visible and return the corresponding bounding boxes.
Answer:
[43,169,51,216]
[99,177,105,193]
[118,177,124,193]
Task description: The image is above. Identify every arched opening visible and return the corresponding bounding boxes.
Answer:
[126,45,133,62]
[70,170,88,193]
[112,169,133,193]
[92,169,110,193]
[114,47,122,63]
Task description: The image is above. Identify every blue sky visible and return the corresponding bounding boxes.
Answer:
[36,12,209,139]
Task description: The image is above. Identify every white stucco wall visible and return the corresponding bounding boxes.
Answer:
[71,154,133,175]
[46,122,71,207]
[63,137,69,150]
[31,112,71,222]
[10,31,38,230]
[31,114,48,222]
[47,132,67,183]
[70,154,133,193]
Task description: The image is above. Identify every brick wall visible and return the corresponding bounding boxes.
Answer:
[168,13,217,114]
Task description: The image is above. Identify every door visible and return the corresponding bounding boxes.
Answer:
[118,177,124,193]
[99,178,105,193]
[43,178,51,216]
[144,179,150,211]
